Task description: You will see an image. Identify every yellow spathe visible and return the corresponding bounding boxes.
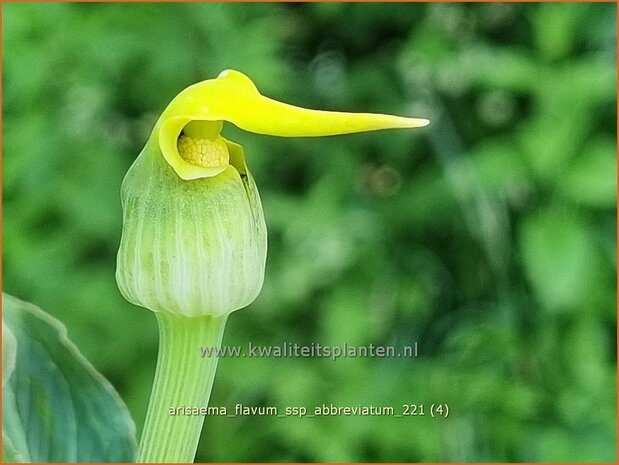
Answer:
[156,69,429,180]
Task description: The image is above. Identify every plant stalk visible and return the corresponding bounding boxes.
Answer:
[137,312,228,463]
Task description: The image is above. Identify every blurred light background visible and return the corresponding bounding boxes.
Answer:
[2,2,616,462]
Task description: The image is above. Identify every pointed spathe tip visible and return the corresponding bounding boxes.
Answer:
[397,117,430,128]
[417,118,431,127]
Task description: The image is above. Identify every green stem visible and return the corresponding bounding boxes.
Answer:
[137,312,228,463]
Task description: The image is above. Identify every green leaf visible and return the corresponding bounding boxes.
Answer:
[3,432,25,463]
[560,137,617,209]
[2,321,17,387]
[533,3,586,61]
[519,211,599,313]
[1,293,136,462]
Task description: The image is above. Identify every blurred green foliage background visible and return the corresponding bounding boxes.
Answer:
[3,2,617,462]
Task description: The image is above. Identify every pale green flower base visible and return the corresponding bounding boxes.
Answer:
[137,313,228,463]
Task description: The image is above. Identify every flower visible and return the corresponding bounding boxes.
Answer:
[116,70,428,317]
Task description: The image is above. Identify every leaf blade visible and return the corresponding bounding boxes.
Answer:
[2,293,137,462]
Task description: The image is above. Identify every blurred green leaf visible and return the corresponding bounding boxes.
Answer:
[1,293,136,462]
[519,211,599,312]
[533,3,586,61]
[560,137,616,208]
